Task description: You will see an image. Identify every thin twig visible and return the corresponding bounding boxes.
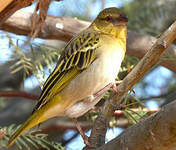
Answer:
[0,90,39,100]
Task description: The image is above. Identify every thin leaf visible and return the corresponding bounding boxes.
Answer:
[123,110,138,124]
[18,136,30,150]
[24,136,39,149]
[11,65,24,74]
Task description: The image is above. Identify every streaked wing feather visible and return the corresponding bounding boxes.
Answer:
[33,31,100,111]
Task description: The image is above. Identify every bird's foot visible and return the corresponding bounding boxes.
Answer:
[92,81,122,98]
[72,118,90,146]
[110,80,122,93]
[93,83,112,98]
[82,134,90,146]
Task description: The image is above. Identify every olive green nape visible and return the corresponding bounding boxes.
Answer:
[97,7,125,19]
[91,7,127,33]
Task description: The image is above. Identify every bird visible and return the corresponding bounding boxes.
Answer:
[7,7,128,147]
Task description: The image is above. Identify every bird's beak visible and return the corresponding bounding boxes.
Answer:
[118,15,128,23]
[112,15,128,26]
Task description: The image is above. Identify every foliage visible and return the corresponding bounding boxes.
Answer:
[6,34,61,88]
[0,124,64,150]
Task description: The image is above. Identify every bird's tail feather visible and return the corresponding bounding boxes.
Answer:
[7,107,48,147]
[7,94,67,147]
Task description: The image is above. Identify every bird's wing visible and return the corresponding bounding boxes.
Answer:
[33,31,100,111]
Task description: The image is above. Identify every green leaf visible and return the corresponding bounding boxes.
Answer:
[18,136,31,150]
[24,136,39,149]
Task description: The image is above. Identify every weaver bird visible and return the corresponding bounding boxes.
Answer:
[8,7,128,147]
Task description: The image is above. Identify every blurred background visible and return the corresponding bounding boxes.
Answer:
[0,0,176,149]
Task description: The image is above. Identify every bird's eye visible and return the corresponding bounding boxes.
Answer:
[105,16,111,21]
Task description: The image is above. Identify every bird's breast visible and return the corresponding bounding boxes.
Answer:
[61,44,125,118]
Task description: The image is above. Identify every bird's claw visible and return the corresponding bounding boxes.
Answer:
[82,134,90,146]
[110,80,122,93]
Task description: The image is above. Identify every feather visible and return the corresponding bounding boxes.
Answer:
[34,31,99,111]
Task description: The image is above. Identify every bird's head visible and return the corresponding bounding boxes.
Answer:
[91,7,128,36]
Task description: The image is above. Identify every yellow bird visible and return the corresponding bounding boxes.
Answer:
[8,7,128,147]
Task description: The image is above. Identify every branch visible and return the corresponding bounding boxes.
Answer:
[1,10,176,73]
[0,10,89,41]
[0,0,34,24]
[97,100,176,150]
[0,90,39,100]
[85,20,176,149]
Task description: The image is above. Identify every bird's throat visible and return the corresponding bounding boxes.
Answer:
[110,26,127,42]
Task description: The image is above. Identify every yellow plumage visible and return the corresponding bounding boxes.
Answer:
[8,7,128,147]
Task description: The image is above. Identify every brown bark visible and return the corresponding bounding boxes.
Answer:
[1,10,176,73]
[97,100,176,150]
[0,0,34,24]
[0,91,39,100]
[30,0,52,38]
[0,10,89,41]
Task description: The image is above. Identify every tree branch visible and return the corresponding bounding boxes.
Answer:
[0,0,34,24]
[85,20,176,149]
[0,90,39,100]
[1,10,176,73]
[97,99,176,150]
[0,10,89,41]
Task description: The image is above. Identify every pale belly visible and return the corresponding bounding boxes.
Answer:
[60,50,124,118]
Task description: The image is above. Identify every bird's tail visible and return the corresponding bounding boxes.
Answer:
[7,108,48,147]
[7,94,68,147]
